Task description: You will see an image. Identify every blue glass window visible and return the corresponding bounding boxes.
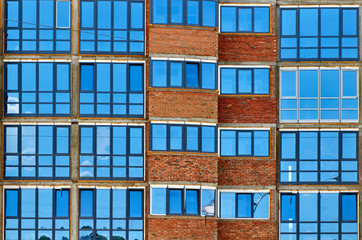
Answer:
[220,192,269,219]
[280,7,358,61]
[280,131,358,184]
[151,0,217,27]
[151,187,215,216]
[4,125,70,179]
[280,68,358,123]
[79,189,143,240]
[220,130,269,157]
[4,188,70,240]
[150,123,217,153]
[151,60,217,90]
[5,0,71,53]
[221,6,270,33]
[220,67,270,94]
[79,125,144,180]
[80,0,144,54]
[281,192,358,240]
[79,63,144,117]
[5,62,71,117]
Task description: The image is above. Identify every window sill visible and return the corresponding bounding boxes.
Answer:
[149,24,218,31]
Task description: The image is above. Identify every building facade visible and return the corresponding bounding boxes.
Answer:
[0,0,360,239]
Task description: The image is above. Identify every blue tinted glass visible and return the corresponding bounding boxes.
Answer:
[131,2,143,28]
[113,64,127,92]
[7,1,19,27]
[22,126,35,154]
[81,1,94,28]
[281,9,296,35]
[201,189,215,216]
[170,126,182,150]
[186,63,199,87]
[299,193,317,221]
[321,70,339,97]
[129,190,142,217]
[113,189,126,218]
[80,190,93,217]
[343,9,357,35]
[22,189,35,217]
[281,71,296,97]
[130,65,143,92]
[342,133,357,159]
[97,64,111,92]
[221,7,236,32]
[237,194,251,218]
[153,0,167,23]
[253,193,269,218]
[320,193,338,221]
[169,190,182,214]
[221,68,236,94]
[23,0,36,28]
[238,132,251,155]
[187,0,199,24]
[6,190,18,217]
[80,127,93,154]
[342,194,357,221]
[22,63,36,91]
[39,63,53,91]
[56,190,69,217]
[299,132,318,160]
[343,71,357,97]
[152,125,167,150]
[6,127,18,153]
[152,61,167,87]
[321,8,339,36]
[57,64,70,91]
[38,189,53,218]
[6,64,18,90]
[254,7,269,33]
[220,193,235,218]
[113,127,126,155]
[186,126,198,151]
[238,8,252,32]
[81,65,94,91]
[300,70,318,97]
[254,131,269,156]
[114,1,127,29]
[281,194,296,221]
[97,127,110,154]
[170,62,183,87]
[57,1,70,28]
[186,190,199,214]
[320,132,338,160]
[171,0,183,24]
[202,1,216,27]
[97,190,110,218]
[221,131,236,156]
[254,69,269,94]
[202,63,215,89]
[39,126,53,154]
[152,188,166,214]
[130,128,142,154]
[238,70,252,93]
[202,126,215,152]
[98,1,111,29]
[300,8,318,36]
[40,0,53,27]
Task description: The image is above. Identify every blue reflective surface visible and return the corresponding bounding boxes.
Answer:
[152,188,166,214]
[169,190,182,214]
[186,190,199,214]
[237,194,251,218]
[80,190,93,217]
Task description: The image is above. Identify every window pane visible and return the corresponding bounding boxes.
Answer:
[201,63,215,89]
[152,61,167,87]
[202,1,216,27]
[153,0,167,24]
[186,63,199,88]
[6,190,18,217]
[238,132,251,155]
[113,189,126,218]
[281,133,296,159]
[7,1,19,28]
[201,189,215,216]
[6,127,18,153]
[221,7,236,32]
[171,0,183,23]
[281,194,296,221]
[130,65,143,92]
[57,1,70,28]
[187,0,199,24]
[56,190,69,217]
[342,133,357,159]
[170,126,182,150]
[152,125,166,150]
[22,126,35,154]
[22,189,35,217]
[131,2,143,28]
[80,190,93,217]
[221,131,236,156]
[221,68,236,94]
[254,69,269,94]
[80,127,93,154]
[254,7,269,33]
[81,1,94,28]
[97,127,110,155]
[22,63,36,91]
[300,70,318,97]
[220,193,235,218]
[152,188,166,214]
[97,64,111,92]
[320,132,338,160]
[238,70,252,93]
[253,193,269,218]
[320,193,338,221]
[129,191,142,217]
[186,190,199,214]
[201,126,215,152]
[186,126,199,151]
[23,0,37,28]
[300,9,318,36]
[170,62,182,87]
[57,64,70,91]
[281,71,296,97]
[169,190,182,214]
[281,9,296,36]
[299,132,318,160]
[81,65,94,91]
[343,71,357,97]
[299,193,317,221]
[321,70,339,97]
[321,8,339,36]
[342,194,357,221]
[39,126,53,154]
[113,127,126,155]
[254,131,269,156]
[237,194,251,218]
[113,63,127,92]
[6,64,18,90]
[97,190,110,218]
[130,128,142,154]
[343,9,357,35]
[238,8,252,32]
[38,189,53,218]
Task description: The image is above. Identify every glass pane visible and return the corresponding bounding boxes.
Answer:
[342,133,357,159]
[6,64,18,90]
[97,127,110,155]
[202,1,215,27]
[98,1,111,29]
[201,189,215,216]
[220,193,235,218]
[114,1,127,29]
[57,1,70,28]
[152,61,167,87]
[6,127,18,153]
[254,69,269,94]
[153,0,167,23]
[81,1,94,28]
[6,190,18,217]
[23,0,36,28]
[343,71,357,97]
[97,64,111,92]
[170,126,182,150]
[281,194,296,221]
[113,127,126,155]
[187,0,199,24]
[221,68,236,94]
[237,194,251,218]
[281,133,296,159]
[56,190,69,217]
[81,65,94,91]
[130,128,142,154]
[130,2,143,28]
[152,125,166,150]
[254,7,269,33]
[221,131,236,156]
[186,126,198,151]
[171,0,183,23]
[321,132,338,160]
[238,8,252,32]
[22,126,35,154]
[39,189,53,217]
[80,190,93,217]
[22,63,36,91]
[129,65,143,92]
[299,193,317,221]
[254,193,269,218]
[281,9,296,36]
[299,132,317,160]
[57,64,70,91]
[80,127,93,154]
[254,131,269,156]
[201,126,215,152]
[97,190,110,218]
[281,71,296,97]
[238,132,251,155]
[321,8,339,36]
[320,193,338,221]
[343,9,357,35]
[300,9,318,36]
[7,1,19,28]
[113,189,126,218]
[129,190,142,217]
[152,188,166,214]
[22,189,35,217]
[202,63,215,89]
[300,70,318,97]
[221,7,236,32]
[186,63,199,88]
[321,70,339,97]
[170,62,183,87]
[39,126,53,154]
[238,70,252,93]
[186,190,199,214]
[169,189,182,214]
[342,194,357,221]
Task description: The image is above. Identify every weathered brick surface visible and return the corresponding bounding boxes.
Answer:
[148,218,218,240]
[147,154,218,183]
[149,26,218,56]
[148,90,218,119]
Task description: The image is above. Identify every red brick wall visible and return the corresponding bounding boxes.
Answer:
[218,6,276,62]
[148,218,218,240]
[218,67,276,124]
[148,90,218,119]
[148,26,218,56]
[147,154,218,183]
